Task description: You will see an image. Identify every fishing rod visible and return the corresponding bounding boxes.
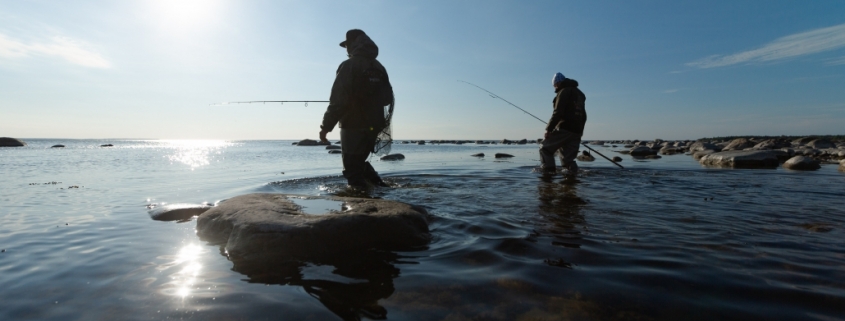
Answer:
[458,80,624,169]
[209,100,329,107]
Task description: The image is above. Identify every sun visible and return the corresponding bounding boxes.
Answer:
[147,0,225,35]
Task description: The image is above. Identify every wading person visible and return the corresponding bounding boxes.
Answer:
[319,29,395,189]
[540,72,587,176]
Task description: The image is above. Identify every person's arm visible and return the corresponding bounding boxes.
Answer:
[546,90,567,133]
[320,62,350,141]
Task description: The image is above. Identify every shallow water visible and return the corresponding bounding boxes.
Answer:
[1,139,844,320]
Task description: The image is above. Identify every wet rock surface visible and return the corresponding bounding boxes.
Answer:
[783,156,821,171]
[495,153,514,158]
[699,150,779,168]
[196,193,430,263]
[297,139,329,146]
[0,137,26,147]
[148,203,213,221]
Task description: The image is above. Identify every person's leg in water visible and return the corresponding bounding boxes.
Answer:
[540,129,571,174]
[341,129,388,188]
[558,132,581,176]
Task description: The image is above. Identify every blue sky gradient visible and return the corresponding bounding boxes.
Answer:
[2,0,844,140]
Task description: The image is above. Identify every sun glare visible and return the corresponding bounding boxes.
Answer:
[147,0,225,35]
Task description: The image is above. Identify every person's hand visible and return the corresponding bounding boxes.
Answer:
[319,130,329,143]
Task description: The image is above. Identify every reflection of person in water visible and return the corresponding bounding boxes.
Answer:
[228,250,401,321]
[537,178,587,238]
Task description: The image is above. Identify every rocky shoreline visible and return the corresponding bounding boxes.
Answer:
[601,137,844,170]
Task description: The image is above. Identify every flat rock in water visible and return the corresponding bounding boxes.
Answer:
[495,153,514,158]
[149,203,213,221]
[297,139,328,146]
[783,156,820,171]
[471,153,484,157]
[630,146,657,156]
[328,150,342,154]
[100,144,113,147]
[0,137,26,147]
[699,150,779,168]
[51,144,65,148]
[380,153,405,161]
[325,145,341,150]
[196,193,430,262]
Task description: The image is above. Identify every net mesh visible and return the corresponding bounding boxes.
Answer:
[372,99,394,156]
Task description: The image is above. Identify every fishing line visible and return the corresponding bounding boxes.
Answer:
[458,80,624,169]
[209,100,329,107]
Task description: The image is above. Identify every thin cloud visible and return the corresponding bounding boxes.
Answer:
[687,23,845,68]
[827,56,845,65]
[0,32,110,68]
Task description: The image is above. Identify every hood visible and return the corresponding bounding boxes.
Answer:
[348,34,379,59]
[555,78,579,92]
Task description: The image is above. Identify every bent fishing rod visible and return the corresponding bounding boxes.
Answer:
[458,80,624,169]
[209,100,329,107]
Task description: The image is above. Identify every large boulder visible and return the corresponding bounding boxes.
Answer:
[753,139,790,150]
[196,193,430,262]
[0,137,26,147]
[693,149,716,160]
[782,156,820,171]
[722,138,756,151]
[807,139,835,149]
[688,141,721,152]
[699,150,779,168]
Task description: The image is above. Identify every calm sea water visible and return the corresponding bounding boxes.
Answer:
[1,139,844,321]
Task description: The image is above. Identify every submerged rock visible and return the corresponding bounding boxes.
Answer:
[380,153,405,161]
[699,150,779,168]
[196,193,430,262]
[0,137,26,147]
[149,203,213,221]
[495,153,514,158]
[783,156,820,171]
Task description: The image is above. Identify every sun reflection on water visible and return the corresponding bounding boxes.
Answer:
[161,140,230,170]
[164,244,205,299]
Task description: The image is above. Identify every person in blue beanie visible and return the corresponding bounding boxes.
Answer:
[540,72,587,176]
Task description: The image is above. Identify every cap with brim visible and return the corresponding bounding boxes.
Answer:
[340,29,365,48]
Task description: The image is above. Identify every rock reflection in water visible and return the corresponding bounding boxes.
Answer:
[224,249,405,321]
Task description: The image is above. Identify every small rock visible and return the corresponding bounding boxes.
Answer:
[51,144,65,148]
[471,153,485,157]
[576,151,595,162]
[380,153,405,161]
[297,139,328,146]
[612,156,623,162]
[328,150,342,154]
[495,153,514,158]
[325,145,341,150]
[100,144,113,147]
[630,146,657,156]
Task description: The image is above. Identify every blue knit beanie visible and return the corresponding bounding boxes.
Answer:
[553,72,566,85]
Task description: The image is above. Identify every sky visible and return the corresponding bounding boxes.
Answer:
[1,0,844,141]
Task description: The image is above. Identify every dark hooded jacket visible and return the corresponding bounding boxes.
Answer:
[320,34,393,132]
[546,78,586,135]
